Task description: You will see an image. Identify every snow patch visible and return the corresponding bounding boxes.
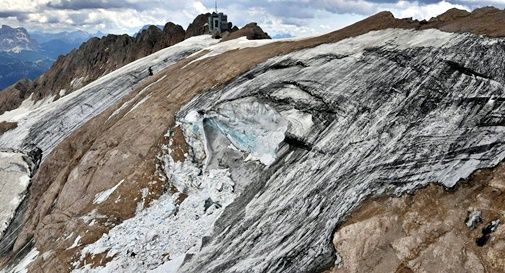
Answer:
[93,180,124,205]
[186,37,275,67]
[68,235,82,249]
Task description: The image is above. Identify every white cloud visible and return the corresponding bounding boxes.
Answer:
[390,1,470,19]
[0,0,491,37]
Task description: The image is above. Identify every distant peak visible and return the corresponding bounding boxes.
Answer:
[374,11,395,19]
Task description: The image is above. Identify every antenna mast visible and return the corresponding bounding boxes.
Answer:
[215,0,218,13]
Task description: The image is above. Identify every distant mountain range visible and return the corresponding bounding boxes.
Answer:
[0,25,100,89]
[30,29,103,59]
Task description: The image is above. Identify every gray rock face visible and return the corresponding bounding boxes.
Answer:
[176,29,505,272]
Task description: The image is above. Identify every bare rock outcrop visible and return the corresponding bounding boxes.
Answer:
[221,22,271,42]
[423,7,505,37]
[328,163,505,273]
[0,79,31,116]
[135,23,185,57]
[185,13,211,39]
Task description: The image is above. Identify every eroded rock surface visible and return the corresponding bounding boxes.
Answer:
[329,163,505,273]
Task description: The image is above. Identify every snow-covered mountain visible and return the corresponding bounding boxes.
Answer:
[0,27,98,90]
[30,30,97,59]
[1,7,505,273]
[0,25,36,53]
[30,30,94,45]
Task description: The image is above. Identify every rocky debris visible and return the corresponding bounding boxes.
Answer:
[185,13,211,39]
[327,162,505,273]
[477,220,501,247]
[23,145,42,172]
[221,23,270,42]
[466,210,482,230]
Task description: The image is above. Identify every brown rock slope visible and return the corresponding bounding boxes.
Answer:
[327,163,505,273]
[4,7,505,272]
[425,7,505,37]
[0,122,16,135]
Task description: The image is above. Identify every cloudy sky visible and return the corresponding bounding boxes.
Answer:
[0,0,503,37]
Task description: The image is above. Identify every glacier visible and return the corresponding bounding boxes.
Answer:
[175,28,505,272]
[4,25,505,273]
[69,28,505,273]
[0,151,35,239]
